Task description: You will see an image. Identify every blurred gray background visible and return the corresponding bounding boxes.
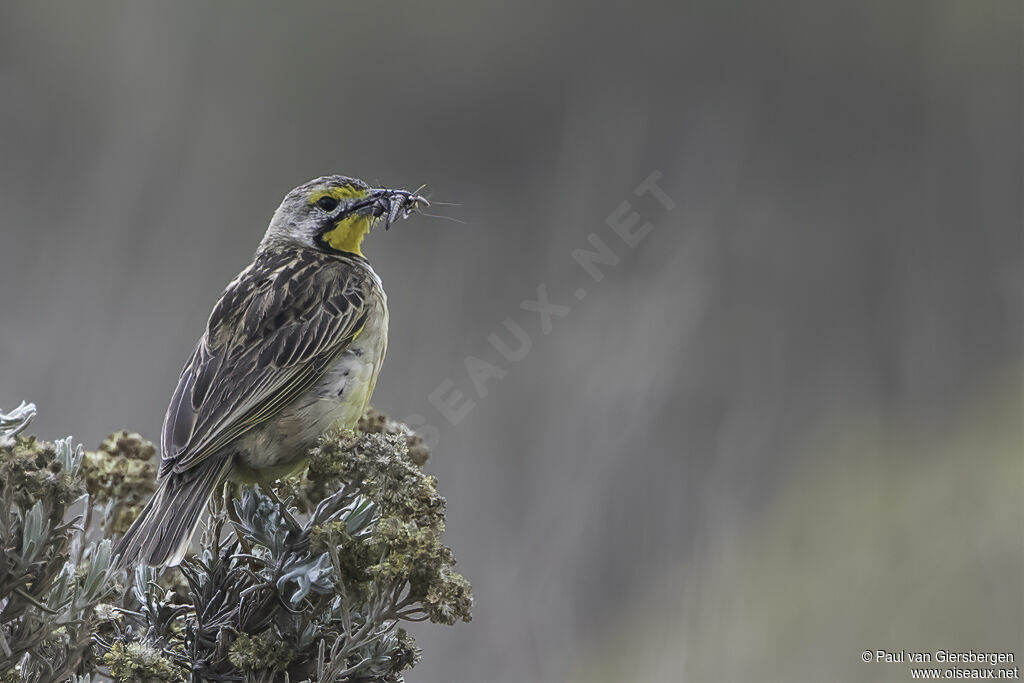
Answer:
[1,2,1021,682]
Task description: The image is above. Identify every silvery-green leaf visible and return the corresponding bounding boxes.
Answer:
[277,552,334,604]
[54,436,84,475]
[346,498,377,536]
[19,500,49,564]
[0,401,36,443]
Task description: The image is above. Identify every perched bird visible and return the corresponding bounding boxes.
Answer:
[115,175,427,568]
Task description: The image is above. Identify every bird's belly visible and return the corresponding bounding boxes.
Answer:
[307,349,382,431]
[234,311,388,480]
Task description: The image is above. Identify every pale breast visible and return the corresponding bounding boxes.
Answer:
[309,310,389,429]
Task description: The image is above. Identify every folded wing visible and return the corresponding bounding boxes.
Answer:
[159,248,369,477]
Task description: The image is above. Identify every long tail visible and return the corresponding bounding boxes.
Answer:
[115,456,231,568]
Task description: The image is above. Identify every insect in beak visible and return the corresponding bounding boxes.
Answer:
[370,189,430,230]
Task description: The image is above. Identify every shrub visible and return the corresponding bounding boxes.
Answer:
[0,404,471,682]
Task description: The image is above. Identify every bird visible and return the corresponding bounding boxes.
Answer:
[115,175,427,568]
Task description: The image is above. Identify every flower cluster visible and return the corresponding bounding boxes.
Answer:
[81,431,158,536]
[306,425,473,626]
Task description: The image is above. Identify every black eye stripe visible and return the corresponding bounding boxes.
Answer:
[316,196,339,211]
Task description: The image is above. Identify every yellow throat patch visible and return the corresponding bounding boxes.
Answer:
[322,214,373,256]
[310,186,373,256]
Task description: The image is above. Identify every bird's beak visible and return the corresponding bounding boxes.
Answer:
[366,188,430,230]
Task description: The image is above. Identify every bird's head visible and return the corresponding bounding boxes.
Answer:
[262,175,429,257]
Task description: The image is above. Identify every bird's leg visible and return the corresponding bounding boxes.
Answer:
[256,476,301,530]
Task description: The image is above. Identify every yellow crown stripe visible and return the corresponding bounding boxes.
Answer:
[309,185,369,203]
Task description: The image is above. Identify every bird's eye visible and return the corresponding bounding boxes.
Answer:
[316,196,339,211]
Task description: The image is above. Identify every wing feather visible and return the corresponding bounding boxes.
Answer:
[159,248,372,477]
